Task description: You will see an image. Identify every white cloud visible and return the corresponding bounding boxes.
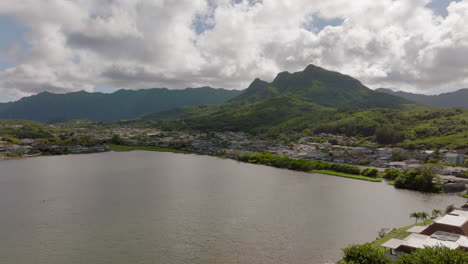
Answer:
[0,0,468,100]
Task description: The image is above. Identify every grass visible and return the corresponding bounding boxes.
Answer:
[458,193,468,199]
[312,170,382,182]
[387,181,395,186]
[370,218,434,248]
[106,144,188,154]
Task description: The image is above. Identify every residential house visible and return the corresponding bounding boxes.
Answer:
[445,153,465,165]
[382,210,468,256]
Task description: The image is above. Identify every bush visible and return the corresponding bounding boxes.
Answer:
[394,166,440,193]
[375,127,405,145]
[235,153,361,175]
[361,168,379,178]
[342,243,389,264]
[109,134,124,145]
[330,163,361,175]
[383,169,402,180]
[394,247,468,264]
[6,137,21,144]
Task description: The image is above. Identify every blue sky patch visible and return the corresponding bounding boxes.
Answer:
[93,84,116,94]
[426,0,462,17]
[0,16,30,71]
[0,16,29,50]
[304,15,344,33]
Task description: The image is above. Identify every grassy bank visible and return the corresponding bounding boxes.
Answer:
[106,144,188,154]
[370,219,434,248]
[459,193,468,199]
[312,170,381,182]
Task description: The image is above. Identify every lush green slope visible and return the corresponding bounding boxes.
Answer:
[232,65,414,109]
[376,88,468,109]
[0,87,242,122]
[141,64,421,133]
[145,96,335,132]
[0,119,58,139]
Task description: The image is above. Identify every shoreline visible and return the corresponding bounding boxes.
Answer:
[106,144,386,183]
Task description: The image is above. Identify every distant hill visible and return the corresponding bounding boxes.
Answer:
[376,88,468,109]
[232,65,413,109]
[142,64,418,132]
[0,87,242,122]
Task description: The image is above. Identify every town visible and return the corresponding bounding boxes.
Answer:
[1,124,467,189]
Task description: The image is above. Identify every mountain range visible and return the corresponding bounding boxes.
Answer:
[376,88,468,109]
[0,87,242,122]
[141,65,417,131]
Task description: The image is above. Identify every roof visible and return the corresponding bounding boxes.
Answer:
[402,234,430,249]
[450,210,468,218]
[381,238,403,249]
[436,215,467,227]
[458,236,468,248]
[445,153,462,157]
[401,233,460,250]
[406,225,428,234]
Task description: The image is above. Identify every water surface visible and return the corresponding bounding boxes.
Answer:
[0,151,464,264]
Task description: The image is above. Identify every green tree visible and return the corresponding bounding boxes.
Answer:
[375,127,405,145]
[361,168,379,178]
[383,169,402,180]
[110,134,124,145]
[419,212,428,223]
[394,247,468,264]
[410,212,420,224]
[342,243,389,264]
[445,204,455,214]
[431,209,442,218]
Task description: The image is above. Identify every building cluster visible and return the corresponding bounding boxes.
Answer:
[1,128,467,180]
[0,136,110,160]
[382,206,468,256]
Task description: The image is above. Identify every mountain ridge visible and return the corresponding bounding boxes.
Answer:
[142,64,420,132]
[376,88,468,109]
[0,87,242,122]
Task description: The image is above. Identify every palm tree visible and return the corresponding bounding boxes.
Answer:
[419,212,428,223]
[410,212,419,224]
[445,204,455,214]
[432,209,442,218]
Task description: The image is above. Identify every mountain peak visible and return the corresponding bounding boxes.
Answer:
[231,64,414,109]
[304,64,323,72]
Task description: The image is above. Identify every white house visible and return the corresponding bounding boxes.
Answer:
[445,153,465,165]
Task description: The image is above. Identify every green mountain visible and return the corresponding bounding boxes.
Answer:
[0,87,242,122]
[231,65,413,108]
[376,88,468,109]
[142,64,418,132]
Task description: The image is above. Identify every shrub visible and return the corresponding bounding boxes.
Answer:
[383,169,402,180]
[375,127,405,145]
[361,168,379,178]
[394,246,468,264]
[330,163,361,175]
[342,243,389,264]
[394,166,440,193]
[6,137,21,144]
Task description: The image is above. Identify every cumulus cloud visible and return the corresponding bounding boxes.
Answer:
[0,0,467,100]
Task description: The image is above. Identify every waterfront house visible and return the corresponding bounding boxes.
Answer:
[420,210,468,236]
[383,232,468,254]
[445,153,465,165]
[69,145,90,154]
[382,210,468,256]
[377,148,392,158]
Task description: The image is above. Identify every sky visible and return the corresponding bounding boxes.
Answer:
[0,0,467,102]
